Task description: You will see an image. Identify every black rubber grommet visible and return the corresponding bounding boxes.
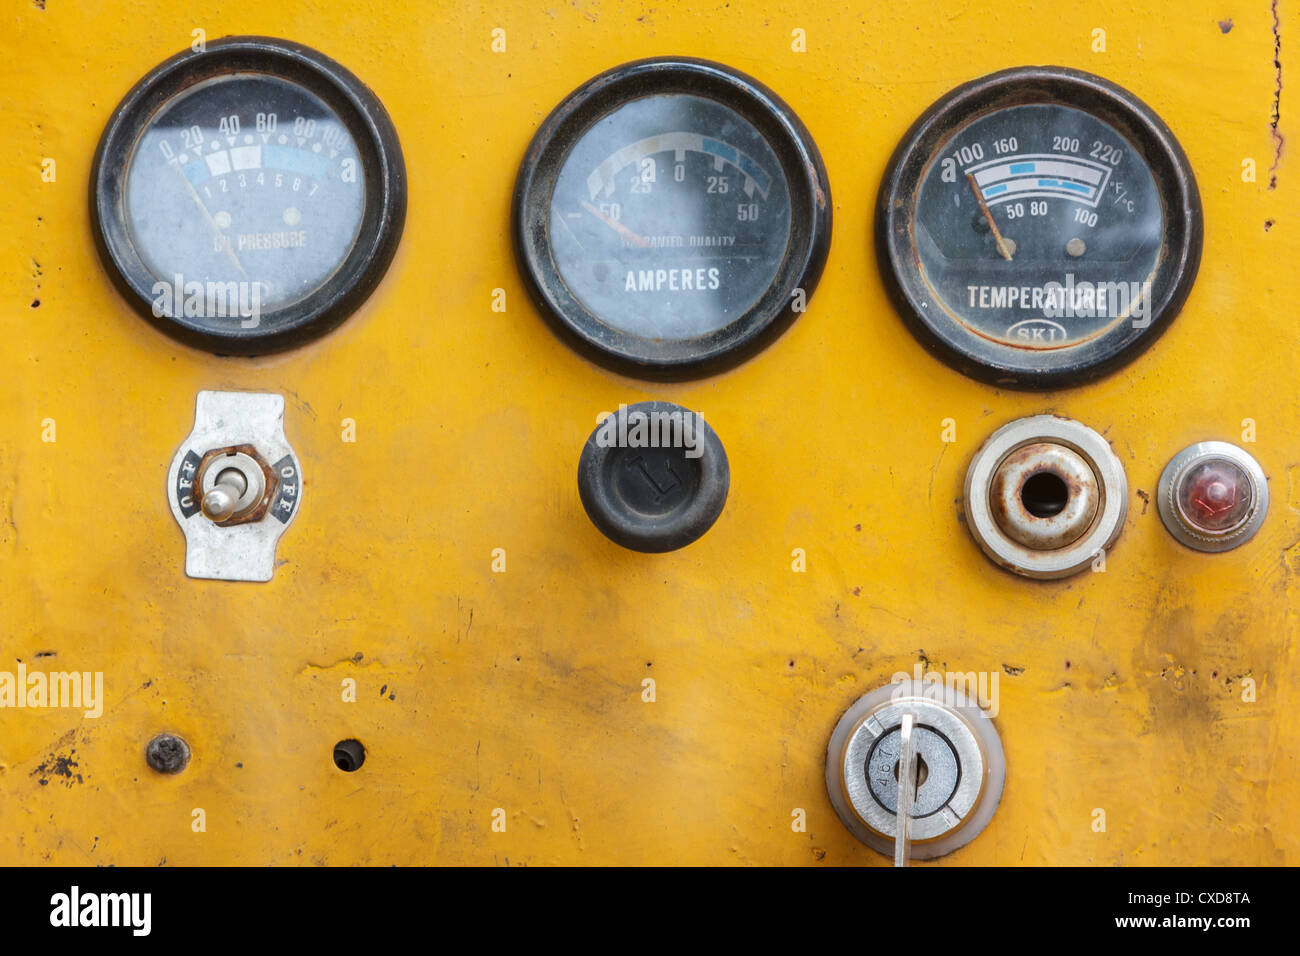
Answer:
[577,401,729,553]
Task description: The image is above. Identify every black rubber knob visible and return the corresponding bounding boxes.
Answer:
[577,401,729,553]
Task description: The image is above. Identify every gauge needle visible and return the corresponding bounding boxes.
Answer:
[966,173,1014,261]
[169,160,247,276]
[580,201,651,249]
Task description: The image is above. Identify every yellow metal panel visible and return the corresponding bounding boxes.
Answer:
[0,0,1295,865]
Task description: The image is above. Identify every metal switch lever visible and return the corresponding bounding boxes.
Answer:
[201,469,248,522]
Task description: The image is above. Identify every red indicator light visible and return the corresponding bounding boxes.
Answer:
[1176,459,1252,533]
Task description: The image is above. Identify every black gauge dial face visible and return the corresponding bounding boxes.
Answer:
[917,104,1162,347]
[549,94,792,340]
[879,67,1201,390]
[93,37,406,355]
[125,74,366,313]
[514,58,831,380]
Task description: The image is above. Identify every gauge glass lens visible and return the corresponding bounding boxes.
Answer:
[915,104,1161,349]
[548,93,792,340]
[124,73,366,312]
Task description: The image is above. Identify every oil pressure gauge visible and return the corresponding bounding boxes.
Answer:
[92,37,406,354]
[879,67,1201,389]
[513,58,831,380]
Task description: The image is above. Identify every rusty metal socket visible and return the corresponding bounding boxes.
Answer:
[964,416,1127,579]
[989,442,1099,550]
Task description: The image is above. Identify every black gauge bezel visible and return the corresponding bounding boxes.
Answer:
[91,36,406,355]
[877,66,1202,390]
[512,57,832,381]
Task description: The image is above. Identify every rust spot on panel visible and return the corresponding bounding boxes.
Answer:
[809,159,827,209]
[30,751,83,788]
[1270,0,1284,188]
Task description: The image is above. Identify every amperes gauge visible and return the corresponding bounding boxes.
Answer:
[92,37,405,354]
[878,67,1201,389]
[514,58,832,380]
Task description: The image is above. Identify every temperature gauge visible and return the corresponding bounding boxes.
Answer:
[513,58,831,380]
[878,67,1201,389]
[92,37,406,354]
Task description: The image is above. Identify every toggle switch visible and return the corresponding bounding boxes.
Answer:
[168,391,303,581]
[201,469,248,522]
[200,470,245,522]
[197,452,267,524]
